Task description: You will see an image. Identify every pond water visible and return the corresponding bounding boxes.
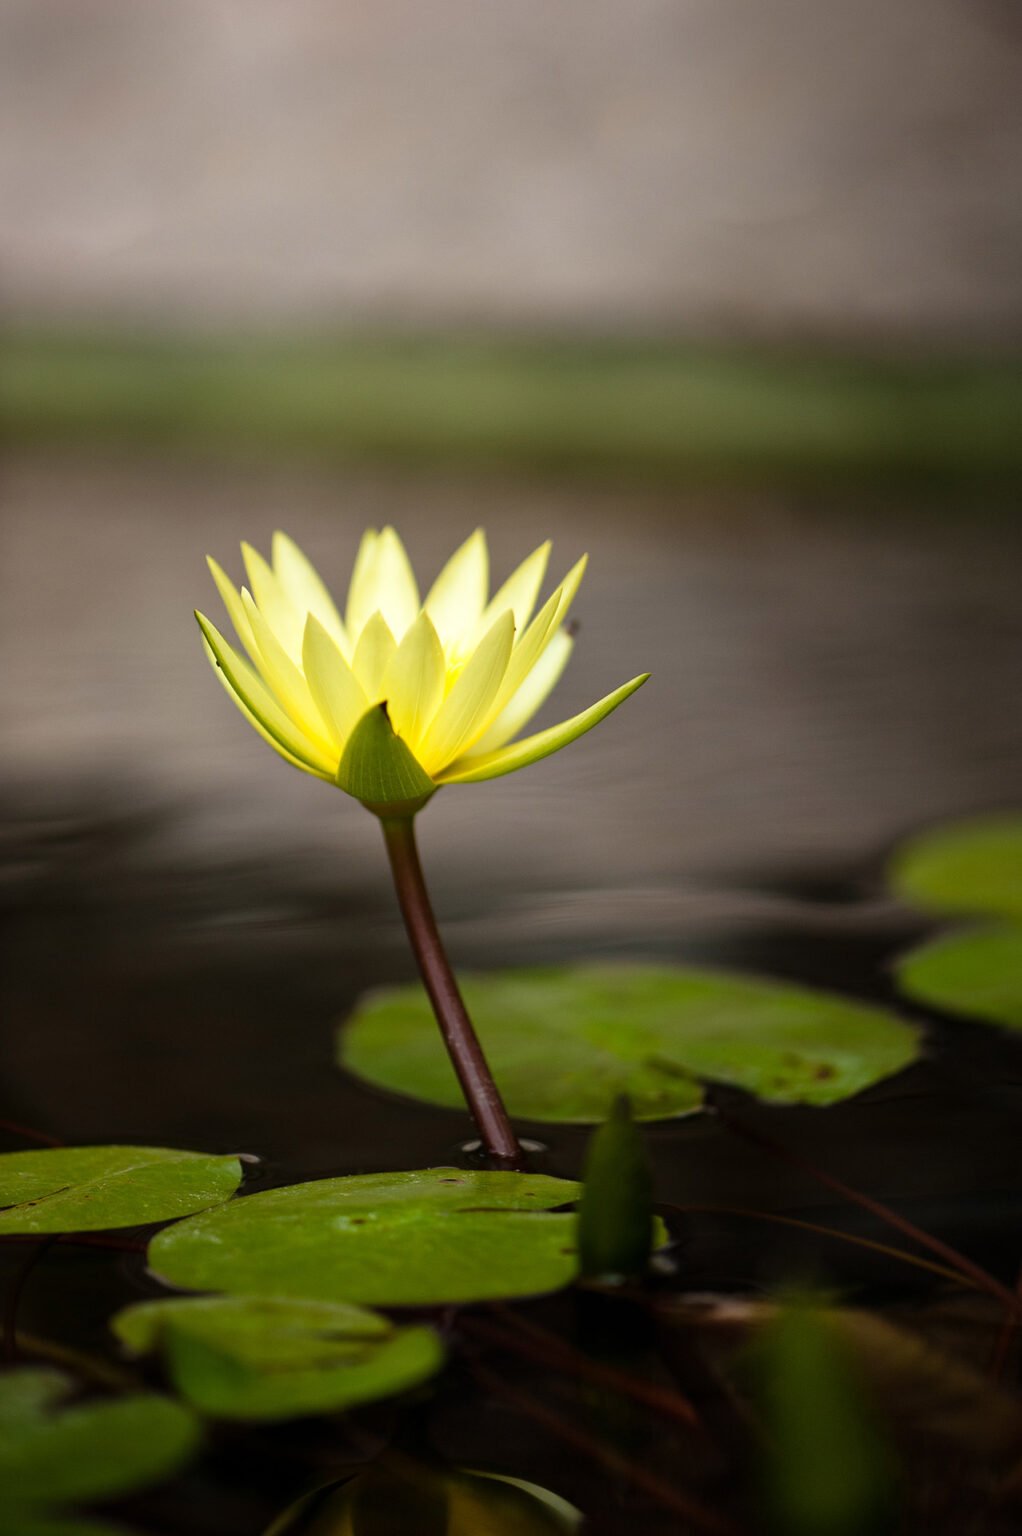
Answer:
[2,452,1021,1532]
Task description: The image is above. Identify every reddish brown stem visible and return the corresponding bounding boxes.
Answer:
[0,1118,63,1147]
[380,816,522,1167]
[470,1359,742,1535]
[717,1108,1022,1316]
[465,1308,703,1429]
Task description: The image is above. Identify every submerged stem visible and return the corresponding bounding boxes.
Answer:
[379,815,523,1168]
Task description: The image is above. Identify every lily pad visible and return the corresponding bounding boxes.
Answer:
[0,1369,199,1509]
[148,1169,583,1307]
[0,1146,243,1234]
[266,1464,581,1535]
[890,815,1022,922]
[338,965,920,1123]
[894,925,1022,1030]
[112,1296,443,1421]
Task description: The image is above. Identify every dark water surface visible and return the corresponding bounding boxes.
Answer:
[2,453,1022,1531]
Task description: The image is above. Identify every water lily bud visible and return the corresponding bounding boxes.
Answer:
[196,527,648,814]
[577,1094,655,1281]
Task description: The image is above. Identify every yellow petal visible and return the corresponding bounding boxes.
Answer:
[271,532,349,656]
[204,637,322,776]
[370,526,420,642]
[344,528,379,641]
[196,613,335,777]
[423,528,489,652]
[352,611,397,702]
[470,628,574,754]
[242,591,334,749]
[437,674,650,784]
[302,615,370,750]
[241,541,304,659]
[382,611,446,748]
[475,553,587,737]
[207,556,259,664]
[548,552,587,631]
[479,539,551,636]
[418,610,515,773]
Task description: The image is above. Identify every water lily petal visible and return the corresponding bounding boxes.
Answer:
[475,554,587,736]
[352,611,398,702]
[206,642,322,775]
[424,529,489,652]
[437,674,650,784]
[242,591,334,748]
[271,532,349,656]
[470,628,574,754]
[382,611,446,748]
[302,616,370,750]
[345,528,379,642]
[418,610,515,773]
[370,526,420,642]
[196,613,335,777]
[479,540,551,636]
[207,557,259,664]
[241,542,305,660]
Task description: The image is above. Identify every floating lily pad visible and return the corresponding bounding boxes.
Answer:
[894,925,1022,1030]
[339,965,920,1123]
[890,815,1022,922]
[113,1295,443,1421]
[148,1169,583,1307]
[266,1463,581,1535]
[0,1369,199,1509]
[0,1146,243,1234]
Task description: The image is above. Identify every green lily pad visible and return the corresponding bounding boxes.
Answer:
[0,1370,199,1509]
[890,815,1022,922]
[0,1146,243,1234]
[112,1296,443,1421]
[338,965,920,1123]
[894,925,1022,1030]
[148,1169,583,1307]
[266,1464,581,1535]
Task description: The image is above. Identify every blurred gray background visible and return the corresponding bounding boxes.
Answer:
[2,0,1020,340]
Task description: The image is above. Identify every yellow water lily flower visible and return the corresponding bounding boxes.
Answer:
[196,528,648,815]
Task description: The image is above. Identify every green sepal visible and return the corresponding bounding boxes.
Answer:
[576,1094,655,1281]
[336,703,436,815]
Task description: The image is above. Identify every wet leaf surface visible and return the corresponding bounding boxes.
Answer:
[148,1169,584,1307]
[0,1146,243,1234]
[340,964,920,1122]
[112,1294,443,1420]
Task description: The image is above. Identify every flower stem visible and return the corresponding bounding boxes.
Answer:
[379,815,522,1168]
